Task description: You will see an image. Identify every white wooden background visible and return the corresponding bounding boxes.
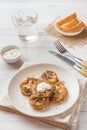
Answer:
[0,0,87,130]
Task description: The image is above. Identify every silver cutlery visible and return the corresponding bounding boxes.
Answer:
[54,40,87,69]
[49,50,87,77]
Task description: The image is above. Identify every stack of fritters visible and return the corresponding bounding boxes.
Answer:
[20,70,68,110]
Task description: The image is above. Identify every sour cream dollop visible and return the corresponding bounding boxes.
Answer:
[37,82,51,92]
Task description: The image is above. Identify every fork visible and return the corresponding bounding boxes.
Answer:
[54,40,87,69]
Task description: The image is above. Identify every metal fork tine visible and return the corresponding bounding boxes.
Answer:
[56,41,66,51]
[54,40,66,54]
[58,41,66,52]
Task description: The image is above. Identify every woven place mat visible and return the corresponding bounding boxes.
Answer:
[0,62,87,130]
[45,18,87,47]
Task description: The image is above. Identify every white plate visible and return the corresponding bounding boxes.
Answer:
[8,63,80,118]
[55,22,84,36]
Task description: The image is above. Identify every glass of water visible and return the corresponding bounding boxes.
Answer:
[12,9,39,42]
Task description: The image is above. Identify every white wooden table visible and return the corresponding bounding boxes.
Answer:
[0,0,87,130]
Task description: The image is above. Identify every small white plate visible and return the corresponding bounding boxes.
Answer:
[55,22,84,36]
[8,63,80,118]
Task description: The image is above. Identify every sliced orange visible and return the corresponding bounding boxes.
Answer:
[59,21,85,33]
[56,13,76,26]
[59,18,79,31]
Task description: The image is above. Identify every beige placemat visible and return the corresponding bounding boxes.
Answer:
[0,62,87,130]
[45,18,87,47]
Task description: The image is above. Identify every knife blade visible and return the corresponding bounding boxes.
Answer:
[49,50,87,77]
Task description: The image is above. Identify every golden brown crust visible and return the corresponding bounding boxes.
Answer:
[50,81,68,103]
[20,77,39,96]
[41,70,59,84]
[29,96,50,110]
[32,80,54,98]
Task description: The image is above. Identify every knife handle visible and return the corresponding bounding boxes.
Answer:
[74,65,87,77]
[80,61,87,69]
[74,57,87,69]
[79,68,87,77]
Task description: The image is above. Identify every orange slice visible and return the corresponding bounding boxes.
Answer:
[59,18,79,31]
[59,21,85,33]
[56,13,76,26]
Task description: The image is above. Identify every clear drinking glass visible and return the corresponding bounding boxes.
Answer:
[12,9,39,42]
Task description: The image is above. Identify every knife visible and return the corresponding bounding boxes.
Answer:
[49,50,87,77]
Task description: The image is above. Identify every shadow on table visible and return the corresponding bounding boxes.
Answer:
[7,59,24,69]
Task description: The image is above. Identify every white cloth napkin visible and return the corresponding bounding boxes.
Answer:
[0,62,87,130]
